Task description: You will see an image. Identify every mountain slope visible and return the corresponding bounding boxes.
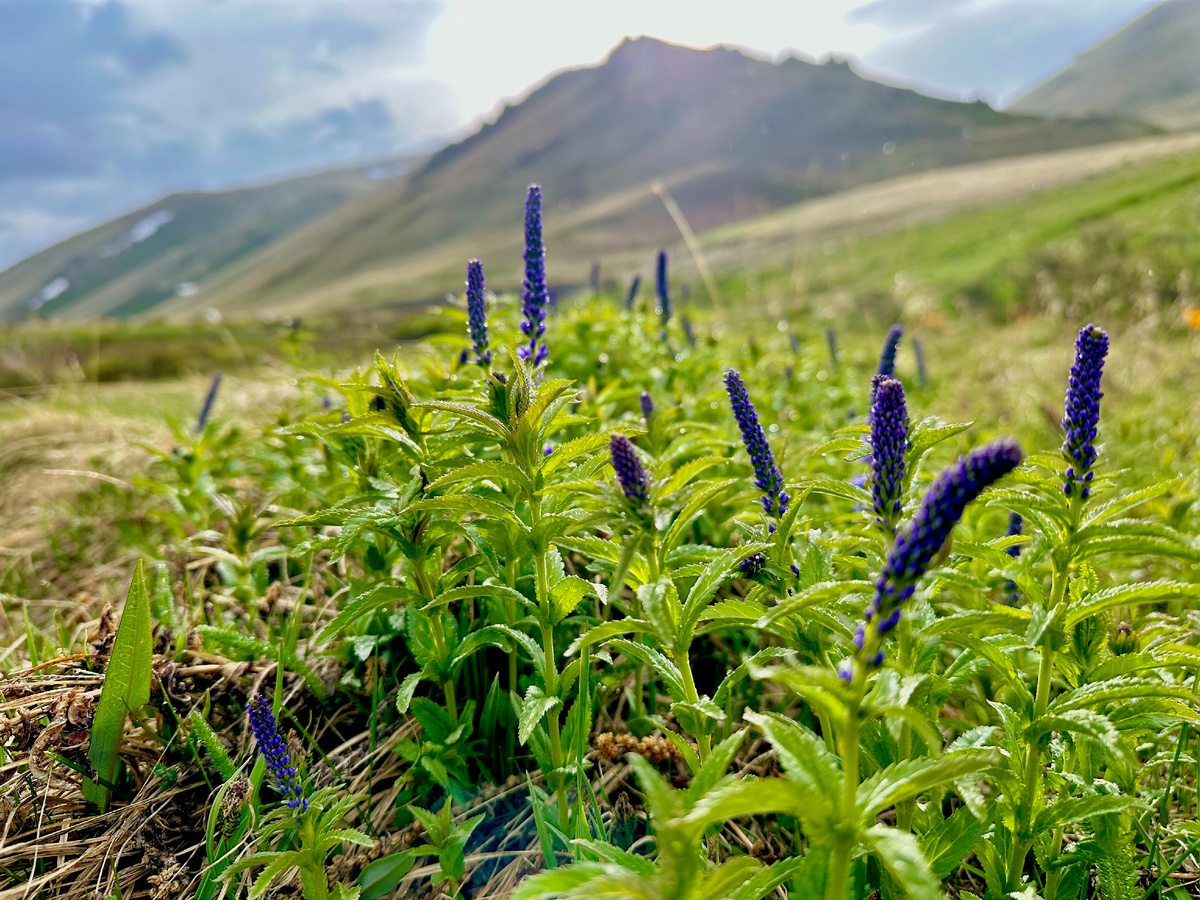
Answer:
[0,37,1155,320]
[0,165,402,320]
[1011,0,1200,129]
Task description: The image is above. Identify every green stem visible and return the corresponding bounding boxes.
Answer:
[505,557,519,692]
[826,674,866,900]
[532,498,570,829]
[1008,561,1067,890]
[298,817,330,900]
[643,534,662,720]
[677,648,712,762]
[895,615,915,833]
[412,558,457,723]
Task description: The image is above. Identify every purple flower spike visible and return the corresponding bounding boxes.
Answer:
[876,325,904,380]
[518,185,550,368]
[1004,512,1023,607]
[625,274,641,310]
[914,337,928,387]
[1061,324,1108,500]
[466,259,491,366]
[639,391,655,420]
[681,315,696,347]
[247,695,308,812]
[870,376,908,534]
[724,369,789,519]
[656,250,671,325]
[871,440,1022,625]
[610,433,649,503]
[739,553,766,579]
[196,372,222,434]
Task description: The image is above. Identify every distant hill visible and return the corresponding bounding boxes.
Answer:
[1011,0,1200,130]
[0,166,399,320]
[0,36,1156,320]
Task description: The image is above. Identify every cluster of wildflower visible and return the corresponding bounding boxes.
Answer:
[869,376,908,534]
[247,694,308,812]
[518,184,550,367]
[724,369,789,518]
[609,433,649,504]
[465,259,491,366]
[1061,324,1108,499]
[854,440,1023,667]
[913,337,928,387]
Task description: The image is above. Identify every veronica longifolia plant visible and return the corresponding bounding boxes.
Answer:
[724,368,789,521]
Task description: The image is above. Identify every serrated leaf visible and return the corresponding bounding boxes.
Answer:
[920,806,986,880]
[516,686,562,745]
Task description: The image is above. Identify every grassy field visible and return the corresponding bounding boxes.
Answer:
[0,148,1199,899]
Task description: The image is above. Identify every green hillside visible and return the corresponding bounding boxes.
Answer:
[0,166,390,320]
[1011,0,1200,129]
[0,37,1154,321]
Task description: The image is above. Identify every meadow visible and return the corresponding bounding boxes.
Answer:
[0,162,1199,900]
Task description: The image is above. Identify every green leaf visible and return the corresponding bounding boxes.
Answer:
[395,670,423,715]
[516,685,562,745]
[85,560,153,809]
[317,584,411,643]
[662,478,738,551]
[1032,794,1136,833]
[1065,581,1200,627]
[864,825,940,900]
[920,806,986,880]
[743,711,839,829]
[857,750,1000,821]
[549,575,599,625]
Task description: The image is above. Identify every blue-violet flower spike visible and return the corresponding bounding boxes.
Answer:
[869,375,908,534]
[196,372,221,434]
[247,695,308,812]
[876,324,903,379]
[724,369,789,518]
[656,250,671,325]
[1061,324,1108,500]
[870,439,1022,628]
[739,553,766,579]
[610,433,649,504]
[518,184,550,367]
[625,274,640,310]
[1004,512,1023,606]
[639,391,654,420]
[465,258,490,366]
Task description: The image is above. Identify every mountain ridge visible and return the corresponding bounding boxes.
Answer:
[1010,0,1200,129]
[0,36,1157,320]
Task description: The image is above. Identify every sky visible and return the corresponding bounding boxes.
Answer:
[0,0,1159,269]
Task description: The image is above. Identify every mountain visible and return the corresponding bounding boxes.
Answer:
[0,37,1156,320]
[1011,0,1200,130]
[0,165,402,320]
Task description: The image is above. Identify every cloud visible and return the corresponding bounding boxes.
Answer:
[0,0,450,266]
[850,0,1156,104]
